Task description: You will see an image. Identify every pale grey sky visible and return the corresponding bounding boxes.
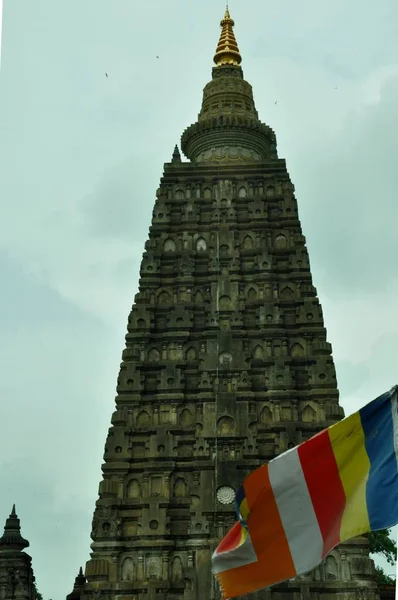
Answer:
[0,0,397,598]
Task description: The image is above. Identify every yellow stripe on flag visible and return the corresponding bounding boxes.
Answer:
[328,411,371,539]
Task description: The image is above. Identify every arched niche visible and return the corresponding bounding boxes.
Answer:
[158,290,171,305]
[325,555,339,580]
[180,408,194,427]
[136,410,151,426]
[291,342,305,357]
[275,234,287,249]
[247,287,257,302]
[190,494,200,509]
[196,237,207,251]
[302,404,317,423]
[194,290,204,304]
[219,295,231,310]
[242,235,254,250]
[253,344,264,359]
[147,557,161,580]
[171,556,183,581]
[260,406,272,425]
[203,187,212,199]
[127,479,141,499]
[174,477,188,498]
[148,347,160,361]
[186,347,197,360]
[121,557,135,581]
[238,186,247,198]
[163,238,176,252]
[280,286,294,300]
[266,185,276,197]
[217,416,235,435]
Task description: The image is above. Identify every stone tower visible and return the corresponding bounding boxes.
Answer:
[0,506,36,600]
[79,9,379,600]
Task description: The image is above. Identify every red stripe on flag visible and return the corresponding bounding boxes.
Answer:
[216,522,244,554]
[298,429,346,556]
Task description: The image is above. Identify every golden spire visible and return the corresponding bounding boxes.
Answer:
[213,7,242,67]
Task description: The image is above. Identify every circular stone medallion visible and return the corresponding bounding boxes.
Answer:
[216,486,235,505]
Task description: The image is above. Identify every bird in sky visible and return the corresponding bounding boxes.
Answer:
[105,72,108,77]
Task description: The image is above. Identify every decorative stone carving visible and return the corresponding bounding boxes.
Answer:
[0,507,36,600]
[217,416,235,435]
[127,479,141,498]
[92,507,121,538]
[171,557,183,582]
[75,9,379,600]
[121,558,135,581]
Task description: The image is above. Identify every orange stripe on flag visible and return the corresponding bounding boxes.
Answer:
[217,465,296,598]
[243,463,268,509]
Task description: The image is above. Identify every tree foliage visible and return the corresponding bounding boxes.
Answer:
[368,529,396,585]
[374,565,396,586]
[368,529,397,565]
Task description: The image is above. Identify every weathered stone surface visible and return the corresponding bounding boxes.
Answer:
[0,506,36,600]
[75,9,380,600]
[67,568,87,600]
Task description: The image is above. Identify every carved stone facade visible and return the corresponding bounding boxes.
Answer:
[67,568,87,600]
[77,9,380,600]
[0,506,36,600]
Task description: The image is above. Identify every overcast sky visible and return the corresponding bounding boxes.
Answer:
[0,0,397,598]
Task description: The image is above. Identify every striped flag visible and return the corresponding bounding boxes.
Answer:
[212,386,398,598]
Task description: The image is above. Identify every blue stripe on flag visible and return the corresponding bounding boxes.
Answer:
[234,486,246,521]
[360,389,398,530]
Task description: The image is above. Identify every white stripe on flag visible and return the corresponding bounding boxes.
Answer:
[268,447,324,575]
[212,528,258,574]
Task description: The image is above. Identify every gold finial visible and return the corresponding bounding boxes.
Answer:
[213,7,242,67]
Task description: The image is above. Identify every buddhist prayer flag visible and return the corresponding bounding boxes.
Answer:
[212,386,398,599]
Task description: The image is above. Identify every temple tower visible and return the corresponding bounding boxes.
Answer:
[0,506,36,600]
[79,10,379,600]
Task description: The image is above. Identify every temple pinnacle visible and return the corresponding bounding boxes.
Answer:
[66,566,86,600]
[0,504,30,552]
[171,144,182,163]
[213,7,242,66]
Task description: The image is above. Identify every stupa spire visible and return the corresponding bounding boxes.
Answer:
[213,7,242,66]
[0,504,29,552]
[66,566,86,600]
[171,144,181,163]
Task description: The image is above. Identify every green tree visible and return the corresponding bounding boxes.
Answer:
[368,529,396,585]
[368,529,397,565]
[374,565,396,586]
